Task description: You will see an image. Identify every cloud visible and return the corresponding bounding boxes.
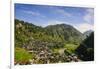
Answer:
[49,7,72,17]
[56,9,72,17]
[73,8,94,33]
[22,10,46,18]
[84,9,94,23]
[76,8,94,33]
[74,23,94,33]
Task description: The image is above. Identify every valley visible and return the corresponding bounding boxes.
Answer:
[15,19,94,65]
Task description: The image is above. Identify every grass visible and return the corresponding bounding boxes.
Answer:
[64,43,79,53]
[52,43,79,54]
[15,47,33,65]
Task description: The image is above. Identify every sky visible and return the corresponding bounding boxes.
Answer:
[15,3,94,33]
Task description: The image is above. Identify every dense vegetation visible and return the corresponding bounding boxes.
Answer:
[76,32,94,61]
[15,19,94,65]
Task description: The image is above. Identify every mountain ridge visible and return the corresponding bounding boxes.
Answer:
[15,19,83,46]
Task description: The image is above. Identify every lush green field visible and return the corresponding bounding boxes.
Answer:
[64,44,79,53]
[52,43,78,54]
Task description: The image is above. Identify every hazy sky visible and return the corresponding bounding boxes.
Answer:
[15,3,94,33]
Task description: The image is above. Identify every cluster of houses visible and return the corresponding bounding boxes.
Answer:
[22,40,81,64]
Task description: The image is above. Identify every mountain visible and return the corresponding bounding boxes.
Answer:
[15,19,94,64]
[83,30,93,39]
[15,19,83,48]
[45,24,83,43]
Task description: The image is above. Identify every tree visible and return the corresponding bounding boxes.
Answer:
[76,32,94,61]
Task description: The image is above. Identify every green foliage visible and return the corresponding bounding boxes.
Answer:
[64,44,79,53]
[15,47,33,65]
[15,19,83,47]
[76,32,94,61]
[45,24,83,43]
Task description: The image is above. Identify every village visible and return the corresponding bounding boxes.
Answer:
[16,40,82,65]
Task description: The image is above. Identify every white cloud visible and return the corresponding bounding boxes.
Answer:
[23,10,46,18]
[23,10,40,15]
[77,8,94,33]
[84,9,94,23]
[74,23,94,33]
[74,9,94,33]
[49,7,72,17]
[56,9,72,17]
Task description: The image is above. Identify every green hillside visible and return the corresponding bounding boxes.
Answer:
[14,19,93,65]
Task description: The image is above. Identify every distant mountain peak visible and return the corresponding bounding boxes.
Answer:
[83,30,93,39]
